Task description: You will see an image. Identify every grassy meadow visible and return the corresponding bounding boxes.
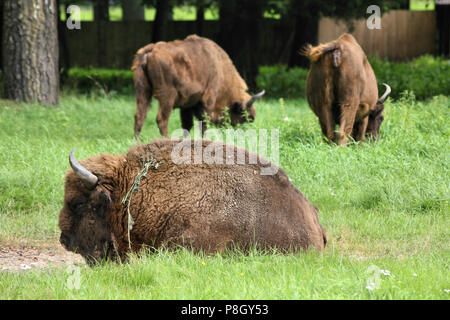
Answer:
[0,92,448,299]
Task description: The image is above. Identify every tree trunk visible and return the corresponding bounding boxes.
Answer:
[152,0,172,42]
[2,0,59,105]
[94,0,109,68]
[196,3,205,35]
[94,0,109,21]
[122,0,145,21]
[218,0,264,89]
[0,1,3,70]
[287,1,319,68]
[436,3,450,57]
[57,0,70,84]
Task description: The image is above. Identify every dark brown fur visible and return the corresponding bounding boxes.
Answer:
[301,33,386,144]
[59,140,327,265]
[132,35,258,139]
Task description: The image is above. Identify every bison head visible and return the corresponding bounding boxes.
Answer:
[59,149,120,265]
[230,90,265,126]
[366,83,391,140]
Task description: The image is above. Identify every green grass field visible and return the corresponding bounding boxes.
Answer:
[0,92,448,299]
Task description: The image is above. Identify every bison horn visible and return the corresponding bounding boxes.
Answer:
[377,83,391,104]
[69,148,98,189]
[247,90,266,107]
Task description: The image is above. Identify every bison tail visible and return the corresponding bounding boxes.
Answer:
[131,46,153,71]
[300,43,340,65]
[131,47,153,93]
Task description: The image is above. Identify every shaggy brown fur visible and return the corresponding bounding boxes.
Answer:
[301,33,389,144]
[132,35,262,139]
[59,139,327,265]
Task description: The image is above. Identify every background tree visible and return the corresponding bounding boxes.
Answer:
[218,0,266,89]
[94,0,110,21]
[94,0,110,68]
[152,0,173,42]
[122,0,146,21]
[2,0,59,105]
[436,0,450,57]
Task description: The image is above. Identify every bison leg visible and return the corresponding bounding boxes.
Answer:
[156,98,175,137]
[133,81,152,141]
[336,102,358,145]
[352,117,368,142]
[316,106,336,143]
[180,107,194,136]
[193,103,207,135]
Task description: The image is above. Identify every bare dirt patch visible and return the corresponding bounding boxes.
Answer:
[0,243,84,272]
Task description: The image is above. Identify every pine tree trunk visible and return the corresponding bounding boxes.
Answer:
[94,0,109,68]
[94,0,109,21]
[152,0,172,42]
[219,0,263,89]
[287,1,319,68]
[2,0,59,105]
[436,3,450,57]
[122,0,145,21]
[196,4,205,36]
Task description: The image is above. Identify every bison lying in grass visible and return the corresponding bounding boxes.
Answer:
[302,33,391,145]
[59,140,327,265]
[132,34,265,139]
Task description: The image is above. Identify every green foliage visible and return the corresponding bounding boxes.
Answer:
[63,68,134,96]
[57,55,449,101]
[257,55,450,100]
[256,65,308,98]
[368,55,450,101]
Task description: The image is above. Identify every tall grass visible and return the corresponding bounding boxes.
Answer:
[0,92,448,299]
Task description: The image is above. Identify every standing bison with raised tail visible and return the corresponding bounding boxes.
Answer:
[58,140,327,265]
[132,34,265,139]
[301,33,391,145]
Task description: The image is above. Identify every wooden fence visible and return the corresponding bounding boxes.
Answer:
[318,10,436,60]
[63,10,437,69]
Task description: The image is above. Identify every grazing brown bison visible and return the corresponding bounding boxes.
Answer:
[58,139,327,265]
[301,33,391,145]
[132,34,265,139]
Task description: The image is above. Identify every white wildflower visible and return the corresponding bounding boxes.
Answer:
[366,282,376,291]
[283,117,289,122]
[20,264,31,270]
[380,269,390,276]
[444,289,450,294]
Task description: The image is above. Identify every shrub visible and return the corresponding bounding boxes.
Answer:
[368,55,450,100]
[56,55,448,100]
[63,68,134,96]
[256,65,308,98]
[256,55,450,100]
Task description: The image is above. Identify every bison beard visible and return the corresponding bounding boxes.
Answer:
[131,35,264,139]
[58,139,327,265]
[301,33,391,145]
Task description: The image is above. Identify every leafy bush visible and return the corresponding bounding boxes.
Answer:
[256,55,450,100]
[256,65,308,98]
[63,68,134,96]
[59,55,449,100]
[368,55,450,100]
